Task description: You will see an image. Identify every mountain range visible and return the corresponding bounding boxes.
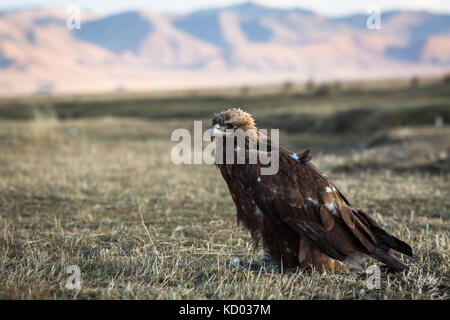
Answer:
[1,2,450,95]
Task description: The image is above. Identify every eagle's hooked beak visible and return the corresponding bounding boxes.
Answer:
[210,123,231,141]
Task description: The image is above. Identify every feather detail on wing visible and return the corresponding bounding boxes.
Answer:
[232,145,412,271]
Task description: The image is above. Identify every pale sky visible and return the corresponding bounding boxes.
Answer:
[1,0,449,16]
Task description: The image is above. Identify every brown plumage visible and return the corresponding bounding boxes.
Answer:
[211,108,413,273]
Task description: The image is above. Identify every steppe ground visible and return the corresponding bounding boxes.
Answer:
[0,79,448,299]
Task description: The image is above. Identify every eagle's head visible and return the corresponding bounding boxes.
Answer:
[210,108,256,140]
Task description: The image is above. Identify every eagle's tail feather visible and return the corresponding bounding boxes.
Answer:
[371,228,413,256]
[370,249,410,272]
[355,209,413,257]
[352,209,412,272]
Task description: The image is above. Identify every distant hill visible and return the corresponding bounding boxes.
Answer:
[0,2,449,95]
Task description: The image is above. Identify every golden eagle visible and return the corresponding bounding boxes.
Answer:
[211,108,412,273]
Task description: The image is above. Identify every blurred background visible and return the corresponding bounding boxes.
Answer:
[1,0,450,95]
[0,1,449,299]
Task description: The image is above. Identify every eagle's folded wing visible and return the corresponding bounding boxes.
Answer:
[235,148,411,270]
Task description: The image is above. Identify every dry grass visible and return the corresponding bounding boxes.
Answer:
[0,111,448,300]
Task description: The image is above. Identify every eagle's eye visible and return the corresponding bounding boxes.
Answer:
[224,121,235,129]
